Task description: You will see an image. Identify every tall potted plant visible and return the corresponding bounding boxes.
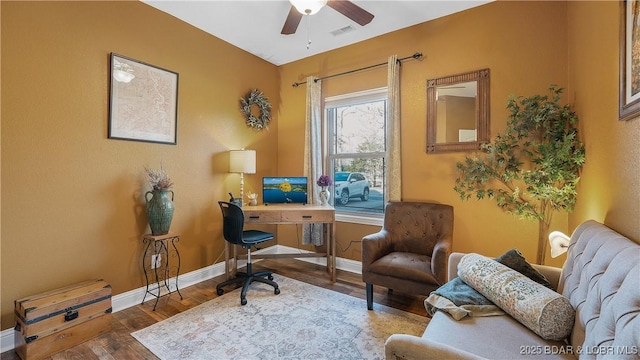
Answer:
[144,166,174,235]
[453,86,585,264]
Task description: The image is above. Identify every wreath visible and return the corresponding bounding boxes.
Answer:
[240,89,271,131]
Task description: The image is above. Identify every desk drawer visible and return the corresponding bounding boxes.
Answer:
[282,210,333,223]
[244,211,281,223]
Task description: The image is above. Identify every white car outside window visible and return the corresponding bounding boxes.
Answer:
[334,172,370,205]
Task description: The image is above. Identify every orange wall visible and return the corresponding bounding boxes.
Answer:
[566,1,640,240]
[2,0,638,333]
[278,1,571,266]
[1,1,279,329]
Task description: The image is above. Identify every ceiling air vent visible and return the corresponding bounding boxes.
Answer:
[330,25,355,36]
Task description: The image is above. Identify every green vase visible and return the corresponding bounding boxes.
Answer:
[145,189,174,235]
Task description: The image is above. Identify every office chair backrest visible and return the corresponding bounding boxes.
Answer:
[218,201,245,246]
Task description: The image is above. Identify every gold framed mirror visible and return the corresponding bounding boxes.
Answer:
[426,68,490,153]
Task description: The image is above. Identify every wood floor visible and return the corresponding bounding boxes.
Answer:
[2,259,428,360]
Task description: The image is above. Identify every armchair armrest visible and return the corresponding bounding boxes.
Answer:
[431,236,452,284]
[361,230,393,273]
[385,334,487,360]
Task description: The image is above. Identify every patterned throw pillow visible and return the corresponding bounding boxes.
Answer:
[458,253,575,341]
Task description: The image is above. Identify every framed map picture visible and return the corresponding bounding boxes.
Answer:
[108,53,179,144]
[620,0,640,121]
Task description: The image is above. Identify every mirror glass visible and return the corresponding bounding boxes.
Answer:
[426,68,490,153]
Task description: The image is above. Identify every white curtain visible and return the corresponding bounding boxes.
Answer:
[387,55,402,202]
[302,76,324,245]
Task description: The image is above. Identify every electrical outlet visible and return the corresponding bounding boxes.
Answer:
[151,254,161,269]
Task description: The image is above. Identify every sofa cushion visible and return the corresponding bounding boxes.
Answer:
[458,253,575,341]
[424,311,573,359]
[369,252,437,284]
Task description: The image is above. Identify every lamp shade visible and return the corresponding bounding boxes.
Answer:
[548,231,570,258]
[290,0,327,15]
[229,149,256,174]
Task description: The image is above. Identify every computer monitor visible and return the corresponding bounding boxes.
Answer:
[262,177,308,204]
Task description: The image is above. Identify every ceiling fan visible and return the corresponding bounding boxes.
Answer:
[281,0,375,35]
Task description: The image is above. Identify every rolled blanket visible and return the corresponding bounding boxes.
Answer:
[458,253,574,341]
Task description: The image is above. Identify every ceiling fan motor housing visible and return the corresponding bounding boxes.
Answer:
[290,0,328,15]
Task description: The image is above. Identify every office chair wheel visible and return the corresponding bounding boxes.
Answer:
[241,297,247,306]
[274,287,280,295]
[216,288,224,296]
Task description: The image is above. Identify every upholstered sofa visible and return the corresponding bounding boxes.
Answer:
[385,220,640,359]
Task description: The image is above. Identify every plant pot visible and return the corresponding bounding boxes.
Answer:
[145,189,174,235]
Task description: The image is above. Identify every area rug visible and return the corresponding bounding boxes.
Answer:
[131,275,427,360]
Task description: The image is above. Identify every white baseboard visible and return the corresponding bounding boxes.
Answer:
[271,244,362,274]
[1,245,361,353]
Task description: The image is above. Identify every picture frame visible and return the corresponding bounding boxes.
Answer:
[619,0,640,121]
[108,53,179,144]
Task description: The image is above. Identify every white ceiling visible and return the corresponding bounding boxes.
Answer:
[142,0,492,66]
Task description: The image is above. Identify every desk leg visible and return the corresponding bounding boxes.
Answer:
[224,241,238,280]
[326,222,336,282]
[224,240,229,278]
[232,244,238,276]
[332,221,336,282]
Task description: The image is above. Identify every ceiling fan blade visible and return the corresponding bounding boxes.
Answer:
[327,0,374,26]
[281,6,303,35]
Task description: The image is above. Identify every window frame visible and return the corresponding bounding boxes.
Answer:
[325,87,388,226]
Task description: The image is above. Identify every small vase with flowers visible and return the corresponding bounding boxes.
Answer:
[317,175,333,205]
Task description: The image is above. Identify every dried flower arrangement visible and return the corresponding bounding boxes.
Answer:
[145,166,173,190]
[317,175,333,187]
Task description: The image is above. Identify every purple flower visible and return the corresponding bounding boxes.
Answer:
[317,175,333,187]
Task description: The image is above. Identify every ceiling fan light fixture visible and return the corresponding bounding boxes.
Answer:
[290,0,328,15]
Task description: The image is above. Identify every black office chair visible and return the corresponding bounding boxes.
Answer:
[216,201,280,305]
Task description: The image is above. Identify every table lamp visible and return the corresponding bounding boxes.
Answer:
[229,149,256,205]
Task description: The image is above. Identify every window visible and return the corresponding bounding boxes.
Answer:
[325,88,387,225]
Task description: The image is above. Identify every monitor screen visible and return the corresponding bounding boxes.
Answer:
[262,177,308,204]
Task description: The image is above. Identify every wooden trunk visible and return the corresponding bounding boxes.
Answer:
[14,279,112,360]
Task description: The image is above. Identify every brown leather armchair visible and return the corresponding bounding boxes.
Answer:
[362,201,453,310]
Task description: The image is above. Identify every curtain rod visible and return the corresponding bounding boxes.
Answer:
[291,52,423,88]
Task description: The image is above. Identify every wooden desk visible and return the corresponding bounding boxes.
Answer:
[225,204,336,282]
